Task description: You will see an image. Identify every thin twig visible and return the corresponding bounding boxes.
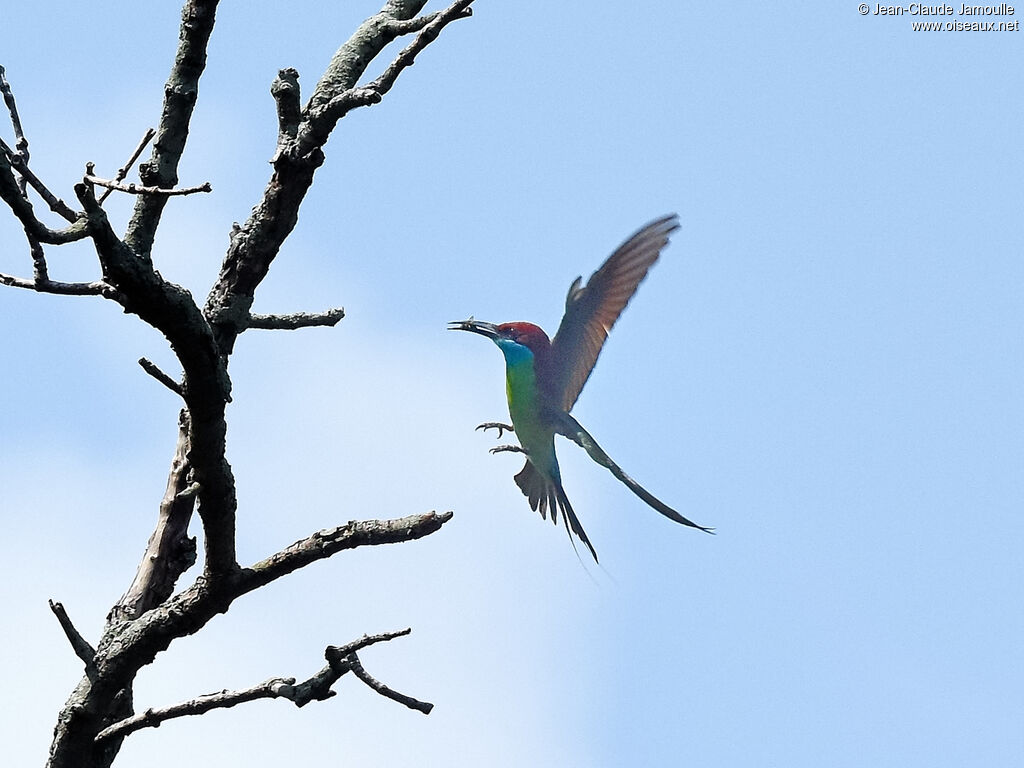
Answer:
[247,307,345,330]
[0,136,77,222]
[98,128,157,204]
[48,600,96,670]
[138,357,183,396]
[326,628,414,661]
[85,173,211,197]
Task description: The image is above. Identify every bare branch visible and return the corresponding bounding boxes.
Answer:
[327,627,413,659]
[98,128,156,204]
[347,651,433,714]
[298,0,475,155]
[95,628,428,743]
[138,358,184,396]
[204,0,476,362]
[86,173,211,197]
[0,271,118,297]
[48,600,96,671]
[124,0,220,257]
[95,511,454,723]
[355,1,475,107]
[0,136,77,222]
[240,511,453,594]
[74,179,239,577]
[304,0,430,119]
[0,64,31,201]
[247,307,345,330]
[94,677,297,743]
[0,65,28,156]
[288,629,416,706]
[0,146,86,242]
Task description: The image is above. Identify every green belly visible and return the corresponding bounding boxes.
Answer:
[505,356,558,479]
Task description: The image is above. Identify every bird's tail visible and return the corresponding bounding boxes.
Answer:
[514,460,599,562]
[551,410,715,534]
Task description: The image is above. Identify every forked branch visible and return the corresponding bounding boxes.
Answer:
[94,628,429,744]
[297,0,474,155]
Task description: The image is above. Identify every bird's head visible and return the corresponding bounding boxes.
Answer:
[449,318,552,362]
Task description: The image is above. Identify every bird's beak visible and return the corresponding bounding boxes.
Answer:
[448,317,501,339]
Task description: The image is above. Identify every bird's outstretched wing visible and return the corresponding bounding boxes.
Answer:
[551,409,714,534]
[547,214,680,412]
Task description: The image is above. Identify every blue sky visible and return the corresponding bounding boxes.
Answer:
[1,2,1021,766]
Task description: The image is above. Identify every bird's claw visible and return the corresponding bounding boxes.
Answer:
[476,422,515,439]
[490,444,527,455]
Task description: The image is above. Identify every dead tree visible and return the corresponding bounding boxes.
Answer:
[0,2,473,766]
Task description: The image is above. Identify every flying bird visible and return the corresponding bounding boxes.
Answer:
[450,214,713,562]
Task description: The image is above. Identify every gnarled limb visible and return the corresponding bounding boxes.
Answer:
[48,511,453,768]
[0,3,478,767]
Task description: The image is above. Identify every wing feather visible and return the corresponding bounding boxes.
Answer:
[548,214,680,411]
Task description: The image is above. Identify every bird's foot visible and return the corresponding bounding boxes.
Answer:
[489,444,527,455]
[476,422,515,439]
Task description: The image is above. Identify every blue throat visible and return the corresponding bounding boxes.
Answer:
[494,337,534,366]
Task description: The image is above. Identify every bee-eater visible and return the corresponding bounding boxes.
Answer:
[450,214,713,562]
